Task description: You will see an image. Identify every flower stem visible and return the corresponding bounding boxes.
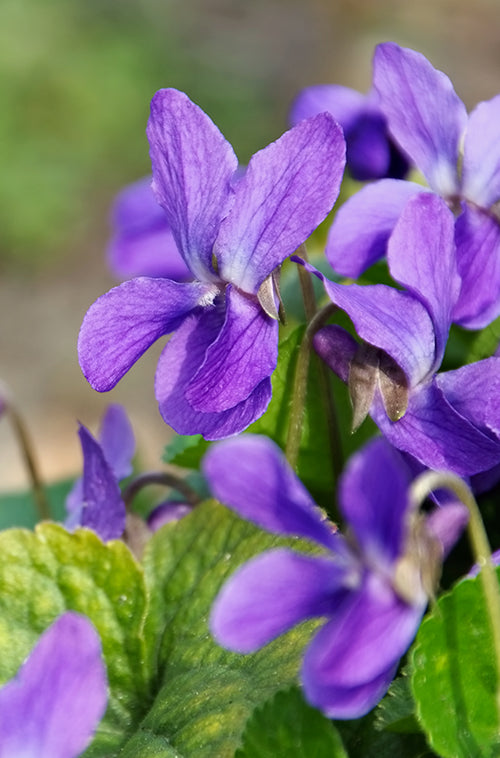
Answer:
[5,401,50,520]
[411,471,500,723]
[122,471,202,509]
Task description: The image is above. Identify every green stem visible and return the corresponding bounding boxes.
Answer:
[411,471,500,722]
[122,471,201,509]
[5,403,50,520]
[285,303,338,470]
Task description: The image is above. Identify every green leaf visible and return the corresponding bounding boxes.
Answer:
[0,523,150,757]
[411,571,500,758]
[234,685,347,757]
[337,713,435,758]
[162,433,209,469]
[138,499,320,757]
[375,670,420,734]
[466,315,500,364]
[0,477,73,529]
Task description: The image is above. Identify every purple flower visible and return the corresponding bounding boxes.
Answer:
[79,89,345,440]
[65,404,135,540]
[107,176,192,281]
[0,612,107,758]
[310,192,500,477]
[327,42,500,329]
[290,83,409,181]
[203,434,465,719]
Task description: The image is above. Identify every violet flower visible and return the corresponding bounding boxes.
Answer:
[107,176,191,281]
[310,192,500,478]
[0,612,107,758]
[290,84,408,181]
[79,89,345,440]
[203,434,465,719]
[327,42,500,329]
[65,404,135,540]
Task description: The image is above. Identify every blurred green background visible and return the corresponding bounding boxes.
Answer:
[1,0,500,489]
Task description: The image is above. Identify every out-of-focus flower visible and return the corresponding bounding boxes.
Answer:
[79,88,345,440]
[65,404,135,540]
[290,83,409,181]
[203,434,466,719]
[0,612,107,758]
[107,176,191,281]
[327,42,500,329]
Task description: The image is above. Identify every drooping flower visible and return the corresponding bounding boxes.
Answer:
[107,176,191,281]
[310,192,500,477]
[65,404,135,540]
[327,42,500,329]
[79,88,346,440]
[290,83,409,181]
[203,434,466,719]
[0,612,107,758]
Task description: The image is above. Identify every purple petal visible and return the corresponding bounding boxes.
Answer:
[303,659,398,720]
[462,94,500,207]
[147,89,238,281]
[317,275,436,386]
[0,612,107,758]
[147,502,193,532]
[339,438,411,569]
[436,357,500,438]
[78,425,126,540]
[387,193,460,367]
[346,110,393,181]
[302,572,424,692]
[326,179,423,277]
[186,286,277,412]
[216,113,345,293]
[313,325,358,383]
[98,404,135,481]
[372,379,500,476]
[211,548,348,653]
[425,503,468,558]
[155,306,271,439]
[78,277,214,391]
[452,207,500,329]
[202,435,337,548]
[290,84,366,129]
[106,176,191,281]
[373,43,466,195]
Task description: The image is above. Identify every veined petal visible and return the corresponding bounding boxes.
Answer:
[186,286,278,412]
[98,404,135,481]
[78,277,213,391]
[203,435,337,549]
[372,380,500,476]
[155,307,271,439]
[147,89,238,281]
[436,357,500,438]
[303,659,398,720]
[326,179,423,277]
[313,325,358,383]
[78,425,126,541]
[462,94,500,207]
[315,271,435,386]
[339,438,411,570]
[387,193,460,368]
[302,572,424,691]
[0,612,107,758]
[452,207,500,329]
[210,549,348,653]
[106,176,191,281]
[216,113,345,293]
[373,43,466,195]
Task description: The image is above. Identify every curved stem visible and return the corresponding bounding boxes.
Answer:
[411,471,500,722]
[122,471,202,509]
[4,399,50,520]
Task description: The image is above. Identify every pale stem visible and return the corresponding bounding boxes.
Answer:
[5,403,50,520]
[122,471,201,509]
[411,470,500,722]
